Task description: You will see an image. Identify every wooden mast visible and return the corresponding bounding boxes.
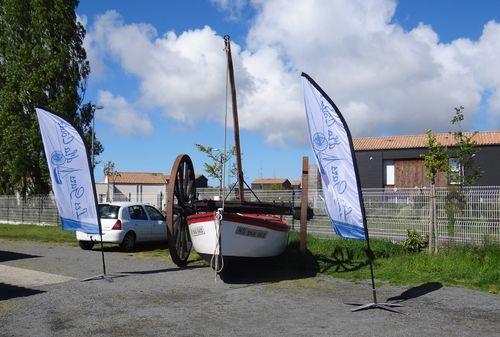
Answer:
[224,35,245,202]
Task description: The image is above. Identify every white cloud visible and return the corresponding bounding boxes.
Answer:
[209,0,249,20]
[245,0,492,136]
[85,1,500,144]
[96,90,154,136]
[88,11,237,125]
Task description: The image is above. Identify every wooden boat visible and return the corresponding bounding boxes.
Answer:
[165,36,308,271]
[187,212,289,263]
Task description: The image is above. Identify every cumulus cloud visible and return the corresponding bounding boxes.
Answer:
[84,0,500,144]
[246,0,493,136]
[96,90,154,136]
[87,11,240,125]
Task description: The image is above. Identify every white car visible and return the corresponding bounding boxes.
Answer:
[76,202,168,252]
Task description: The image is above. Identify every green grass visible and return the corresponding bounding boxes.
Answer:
[0,223,77,244]
[286,232,500,294]
[0,224,498,294]
[0,223,193,263]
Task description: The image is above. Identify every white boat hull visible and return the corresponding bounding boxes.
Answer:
[187,212,289,259]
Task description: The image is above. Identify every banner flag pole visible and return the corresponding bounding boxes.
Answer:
[301,74,402,312]
[35,107,117,282]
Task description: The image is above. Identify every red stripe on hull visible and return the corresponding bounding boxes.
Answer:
[187,212,289,232]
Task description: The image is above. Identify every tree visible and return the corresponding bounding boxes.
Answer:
[103,161,119,202]
[195,144,237,190]
[0,0,103,196]
[421,130,449,253]
[449,106,483,186]
[421,106,482,252]
[422,130,449,185]
[445,106,482,242]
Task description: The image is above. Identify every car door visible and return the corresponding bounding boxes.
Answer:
[127,205,152,241]
[145,205,167,241]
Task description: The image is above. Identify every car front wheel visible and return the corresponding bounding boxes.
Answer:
[120,232,136,252]
[79,241,94,250]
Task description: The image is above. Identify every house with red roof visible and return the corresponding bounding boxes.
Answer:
[353,131,500,188]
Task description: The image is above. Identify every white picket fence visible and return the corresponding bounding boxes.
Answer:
[1,186,499,244]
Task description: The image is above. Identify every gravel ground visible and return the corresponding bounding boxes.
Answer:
[0,239,499,337]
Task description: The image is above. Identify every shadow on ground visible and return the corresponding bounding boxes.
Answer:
[119,258,208,276]
[89,241,169,253]
[316,246,369,273]
[219,241,320,284]
[0,250,41,263]
[0,282,45,300]
[387,282,443,303]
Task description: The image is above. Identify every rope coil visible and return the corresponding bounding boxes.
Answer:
[210,208,224,278]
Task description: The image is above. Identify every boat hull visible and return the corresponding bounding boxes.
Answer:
[187,212,289,260]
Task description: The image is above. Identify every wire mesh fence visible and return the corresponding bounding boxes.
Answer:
[1,186,498,244]
[0,195,60,226]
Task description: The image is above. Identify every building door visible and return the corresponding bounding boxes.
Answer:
[394,159,448,188]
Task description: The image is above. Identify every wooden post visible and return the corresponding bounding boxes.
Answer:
[300,156,309,253]
[428,183,435,253]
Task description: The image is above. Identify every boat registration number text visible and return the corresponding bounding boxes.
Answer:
[235,226,267,239]
[190,225,205,237]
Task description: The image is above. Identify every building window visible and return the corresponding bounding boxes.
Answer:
[449,158,462,184]
[384,160,395,186]
[136,185,143,202]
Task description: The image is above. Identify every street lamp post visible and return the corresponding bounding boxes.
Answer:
[91,105,103,170]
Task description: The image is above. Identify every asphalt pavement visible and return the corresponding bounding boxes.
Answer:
[0,239,499,337]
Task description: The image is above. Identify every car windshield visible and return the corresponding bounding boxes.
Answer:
[98,204,120,219]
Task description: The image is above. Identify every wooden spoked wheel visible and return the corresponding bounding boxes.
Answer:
[167,154,196,267]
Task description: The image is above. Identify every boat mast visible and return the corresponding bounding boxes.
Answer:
[224,35,245,203]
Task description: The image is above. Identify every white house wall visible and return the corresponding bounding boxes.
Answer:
[95,183,167,209]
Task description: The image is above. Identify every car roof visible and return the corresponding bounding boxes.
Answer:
[98,202,157,208]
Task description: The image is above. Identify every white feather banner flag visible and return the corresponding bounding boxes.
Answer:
[301,73,367,239]
[36,108,100,234]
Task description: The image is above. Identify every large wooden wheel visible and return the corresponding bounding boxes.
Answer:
[167,154,197,267]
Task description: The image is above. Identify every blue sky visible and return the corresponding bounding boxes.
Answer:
[76,0,500,185]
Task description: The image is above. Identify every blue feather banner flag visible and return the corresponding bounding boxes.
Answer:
[301,73,367,240]
[36,108,100,234]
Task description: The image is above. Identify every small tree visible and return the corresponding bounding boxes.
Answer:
[422,106,483,252]
[449,106,483,186]
[422,130,449,185]
[195,144,236,190]
[421,130,449,253]
[445,106,482,242]
[103,161,119,201]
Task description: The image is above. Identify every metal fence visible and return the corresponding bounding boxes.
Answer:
[0,195,60,226]
[1,186,499,244]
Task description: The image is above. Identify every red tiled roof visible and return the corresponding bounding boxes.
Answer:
[108,172,205,184]
[354,131,500,151]
[290,180,302,186]
[252,178,290,184]
[109,172,168,184]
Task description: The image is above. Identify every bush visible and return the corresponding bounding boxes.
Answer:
[403,230,428,253]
